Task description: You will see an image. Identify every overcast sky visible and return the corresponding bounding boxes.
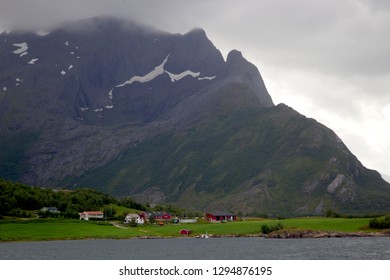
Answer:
[1,0,389,180]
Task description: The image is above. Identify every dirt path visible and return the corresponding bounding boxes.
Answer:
[110,221,128,229]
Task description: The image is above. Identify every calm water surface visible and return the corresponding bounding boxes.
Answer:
[1,237,390,260]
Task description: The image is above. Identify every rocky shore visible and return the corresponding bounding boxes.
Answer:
[265,229,390,239]
[123,230,390,240]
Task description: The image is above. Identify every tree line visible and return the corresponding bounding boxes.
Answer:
[0,179,202,219]
[0,178,147,218]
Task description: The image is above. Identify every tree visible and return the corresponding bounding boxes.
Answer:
[103,206,116,218]
[128,218,138,227]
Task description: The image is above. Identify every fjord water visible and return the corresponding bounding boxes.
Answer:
[1,237,389,259]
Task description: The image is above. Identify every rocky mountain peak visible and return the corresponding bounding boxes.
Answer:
[226,49,244,62]
[186,27,207,36]
[225,49,274,107]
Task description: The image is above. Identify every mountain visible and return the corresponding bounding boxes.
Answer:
[1,17,389,216]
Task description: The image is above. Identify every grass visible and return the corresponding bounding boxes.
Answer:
[102,203,139,217]
[0,220,147,242]
[261,217,373,232]
[0,217,379,242]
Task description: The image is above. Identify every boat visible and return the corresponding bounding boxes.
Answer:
[200,230,209,239]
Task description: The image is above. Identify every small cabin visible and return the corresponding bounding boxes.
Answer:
[180,229,191,235]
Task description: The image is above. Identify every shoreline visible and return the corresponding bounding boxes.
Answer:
[265,229,390,239]
[2,231,390,243]
[2,218,390,242]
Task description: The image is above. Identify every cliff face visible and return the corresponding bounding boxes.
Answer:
[1,17,389,216]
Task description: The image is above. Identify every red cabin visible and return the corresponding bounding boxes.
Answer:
[180,229,191,235]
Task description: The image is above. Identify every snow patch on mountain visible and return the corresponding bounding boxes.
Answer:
[108,89,113,99]
[61,70,66,75]
[28,58,39,65]
[2,86,7,92]
[198,76,216,81]
[36,30,50,36]
[68,65,73,70]
[116,55,170,87]
[13,42,29,56]
[65,41,70,46]
[80,107,89,112]
[105,105,113,109]
[116,54,216,89]
[13,42,28,54]
[165,70,200,82]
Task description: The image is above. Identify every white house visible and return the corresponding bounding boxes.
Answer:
[124,213,144,224]
[79,211,104,221]
[179,218,198,223]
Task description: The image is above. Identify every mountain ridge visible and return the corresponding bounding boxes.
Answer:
[1,17,389,216]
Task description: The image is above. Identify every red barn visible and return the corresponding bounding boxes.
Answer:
[205,212,236,222]
[179,229,191,235]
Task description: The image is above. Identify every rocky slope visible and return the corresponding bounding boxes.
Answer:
[1,17,389,216]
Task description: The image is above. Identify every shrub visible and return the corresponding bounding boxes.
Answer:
[63,210,80,219]
[128,218,138,227]
[369,217,390,229]
[261,224,270,234]
[261,223,284,234]
[325,209,341,218]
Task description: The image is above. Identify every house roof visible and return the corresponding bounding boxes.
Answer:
[41,207,59,211]
[146,211,172,217]
[126,213,140,218]
[82,211,104,215]
[207,211,236,216]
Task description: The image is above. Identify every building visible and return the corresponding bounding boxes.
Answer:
[151,212,172,220]
[179,229,191,235]
[205,211,236,222]
[139,211,172,222]
[124,213,145,224]
[40,207,59,213]
[179,218,198,223]
[79,211,104,221]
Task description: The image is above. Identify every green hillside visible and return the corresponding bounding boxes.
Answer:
[63,104,390,216]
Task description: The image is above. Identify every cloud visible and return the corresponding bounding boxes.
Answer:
[1,0,389,177]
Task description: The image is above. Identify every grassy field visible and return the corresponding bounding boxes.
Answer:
[0,217,378,242]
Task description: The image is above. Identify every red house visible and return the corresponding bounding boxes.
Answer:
[139,211,172,222]
[205,211,236,222]
[179,229,191,235]
[151,212,172,220]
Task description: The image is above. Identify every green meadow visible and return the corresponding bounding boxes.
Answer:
[0,217,378,242]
